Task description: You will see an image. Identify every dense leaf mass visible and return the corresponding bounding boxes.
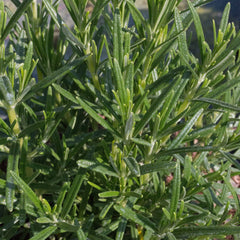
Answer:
[1,0,240,239]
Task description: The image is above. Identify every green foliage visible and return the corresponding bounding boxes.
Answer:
[1,0,240,239]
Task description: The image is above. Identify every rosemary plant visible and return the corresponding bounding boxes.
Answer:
[1,0,240,239]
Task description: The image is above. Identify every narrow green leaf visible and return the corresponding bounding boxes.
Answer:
[16,178,27,230]
[0,178,6,188]
[173,226,240,239]
[0,117,12,135]
[88,181,104,191]
[96,91,121,122]
[87,0,109,32]
[125,112,134,139]
[131,138,152,147]
[76,97,120,137]
[184,155,191,182]
[220,151,240,170]
[206,50,235,76]
[174,8,189,62]
[18,121,44,138]
[140,162,176,175]
[159,90,175,130]
[162,207,171,220]
[23,41,33,72]
[0,75,15,106]
[150,30,185,71]
[152,0,171,32]
[135,40,155,74]
[194,97,240,112]
[169,109,203,149]
[15,79,36,106]
[126,0,145,37]
[99,202,114,220]
[62,0,78,25]
[29,226,57,240]
[42,198,52,214]
[116,217,127,240]
[99,191,120,198]
[46,86,53,113]
[77,228,87,240]
[156,146,219,157]
[223,172,240,214]
[208,187,223,207]
[178,213,209,226]
[22,57,87,102]
[10,171,45,215]
[219,3,230,34]
[42,119,61,144]
[6,142,19,212]
[146,66,184,97]
[36,217,53,224]
[77,159,118,177]
[113,58,126,105]
[134,78,183,136]
[184,202,219,220]
[224,25,240,54]
[55,182,70,214]
[190,76,240,114]
[95,220,120,236]
[123,157,140,176]
[61,169,85,218]
[114,205,158,232]
[167,232,177,240]
[113,8,123,67]
[208,76,240,98]
[143,229,154,240]
[187,0,205,62]
[0,0,33,44]
[218,201,230,224]
[160,76,190,131]
[184,124,215,142]
[52,83,78,104]
[122,192,142,198]
[57,221,80,232]
[125,62,134,99]
[170,160,181,218]
[42,0,60,28]
[62,25,85,50]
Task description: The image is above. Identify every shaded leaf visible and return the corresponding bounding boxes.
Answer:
[10,171,45,215]
[140,162,176,175]
[174,226,240,239]
[60,169,85,218]
[123,157,140,176]
[29,226,57,240]
[77,159,118,177]
[194,97,240,112]
[170,160,181,218]
[6,142,19,212]
[114,205,158,232]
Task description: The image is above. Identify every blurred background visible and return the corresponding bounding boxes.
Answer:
[3,0,239,52]
[3,0,240,29]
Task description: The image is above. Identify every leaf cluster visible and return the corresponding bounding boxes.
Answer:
[1,0,240,239]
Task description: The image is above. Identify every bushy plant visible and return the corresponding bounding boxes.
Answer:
[1,0,240,239]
